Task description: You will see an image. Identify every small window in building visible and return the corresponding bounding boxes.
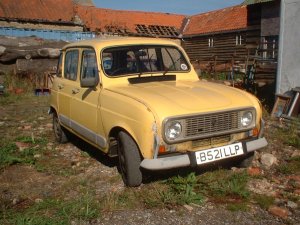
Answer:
[64,50,79,81]
[208,38,214,47]
[236,35,243,45]
[261,36,278,59]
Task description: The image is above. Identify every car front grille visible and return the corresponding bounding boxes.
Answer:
[185,111,240,138]
[163,108,256,144]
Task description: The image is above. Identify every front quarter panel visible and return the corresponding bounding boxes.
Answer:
[101,89,157,159]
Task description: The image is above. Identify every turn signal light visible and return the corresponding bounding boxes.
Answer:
[253,128,259,137]
[159,145,166,154]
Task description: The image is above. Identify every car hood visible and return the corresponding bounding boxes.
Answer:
[106,80,257,120]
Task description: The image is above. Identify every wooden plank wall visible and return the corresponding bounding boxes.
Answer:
[182,29,261,72]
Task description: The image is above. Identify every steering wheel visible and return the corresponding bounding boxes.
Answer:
[111,67,128,75]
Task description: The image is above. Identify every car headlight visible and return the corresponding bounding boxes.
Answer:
[165,121,182,140]
[241,111,253,127]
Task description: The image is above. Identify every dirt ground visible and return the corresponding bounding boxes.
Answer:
[0,94,299,225]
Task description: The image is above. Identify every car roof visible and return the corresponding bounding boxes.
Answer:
[62,37,180,50]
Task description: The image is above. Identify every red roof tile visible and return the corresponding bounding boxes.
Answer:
[76,5,185,34]
[0,1,248,37]
[183,5,248,36]
[0,0,75,23]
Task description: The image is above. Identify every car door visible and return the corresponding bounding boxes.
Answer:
[70,48,106,149]
[57,48,80,128]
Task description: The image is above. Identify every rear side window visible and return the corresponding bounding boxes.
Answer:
[64,50,79,80]
[56,54,62,77]
[81,50,98,79]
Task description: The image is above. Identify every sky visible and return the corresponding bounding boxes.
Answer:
[93,0,244,15]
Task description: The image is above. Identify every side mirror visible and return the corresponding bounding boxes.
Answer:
[80,77,99,88]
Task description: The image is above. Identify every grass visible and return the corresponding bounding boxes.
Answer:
[140,170,250,210]
[226,202,249,212]
[271,120,300,149]
[253,194,275,210]
[0,73,36,105]
[100,189,140,211]
[197,170,250,200]
[1,191,101,225]
[277,157,300,175]
[166,172,204,205]
[0,136,48,169]
[1,85,299,219]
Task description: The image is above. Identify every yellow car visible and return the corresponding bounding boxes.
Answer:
[49,37,267,187]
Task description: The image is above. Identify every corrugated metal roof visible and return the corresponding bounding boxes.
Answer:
[0,0,75,23]
[76,5,185,36]
[183,5,248,36]
[242,0,274,5]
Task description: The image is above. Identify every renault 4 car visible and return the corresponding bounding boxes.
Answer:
[49,37,268,187]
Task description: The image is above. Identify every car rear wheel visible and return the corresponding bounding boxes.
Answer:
[118,131,142,187]
[53,113,68,143]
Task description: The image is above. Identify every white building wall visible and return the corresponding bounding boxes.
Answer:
[277,0,300,93]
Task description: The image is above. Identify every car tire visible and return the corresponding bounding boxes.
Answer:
[53,113,68,143]
[238,152,254,168]
[118,131,142,187]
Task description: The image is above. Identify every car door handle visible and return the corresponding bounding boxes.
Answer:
[72,88,80,94]
[58,84,64,89]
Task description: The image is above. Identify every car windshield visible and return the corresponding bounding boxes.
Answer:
[102,45,190,77]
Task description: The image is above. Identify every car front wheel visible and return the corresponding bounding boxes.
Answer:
[118,131,142,187]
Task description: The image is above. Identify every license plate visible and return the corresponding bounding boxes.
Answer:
[195,143,244,165]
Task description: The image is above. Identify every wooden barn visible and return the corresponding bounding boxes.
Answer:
[181,0,280,86]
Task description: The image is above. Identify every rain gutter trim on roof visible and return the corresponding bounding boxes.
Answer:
[183,28,249,38]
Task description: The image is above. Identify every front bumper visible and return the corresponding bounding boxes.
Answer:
[140,137,268,170]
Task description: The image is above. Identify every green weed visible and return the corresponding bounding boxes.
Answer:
[272,121,300,148]
[226,202,249,211]
[140,183,177,208]
[277,157,300,174]
[100,189,140,211]
[0,136,48,169]
[253,194,275,210]
[0,93,23,105]
[198,170,250,200]
[166,173,204,205]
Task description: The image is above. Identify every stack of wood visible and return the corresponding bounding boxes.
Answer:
[0,35,68,89]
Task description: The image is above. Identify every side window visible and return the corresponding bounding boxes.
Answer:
[56,53,62,77]
[103,53,113,70]
[81,50,98,79]
[64,50,79,81]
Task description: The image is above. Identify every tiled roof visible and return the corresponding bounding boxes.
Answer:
[183,5,248,36]
[0,0,75,23]
[76,5,185,36]
[0,1,249,37]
